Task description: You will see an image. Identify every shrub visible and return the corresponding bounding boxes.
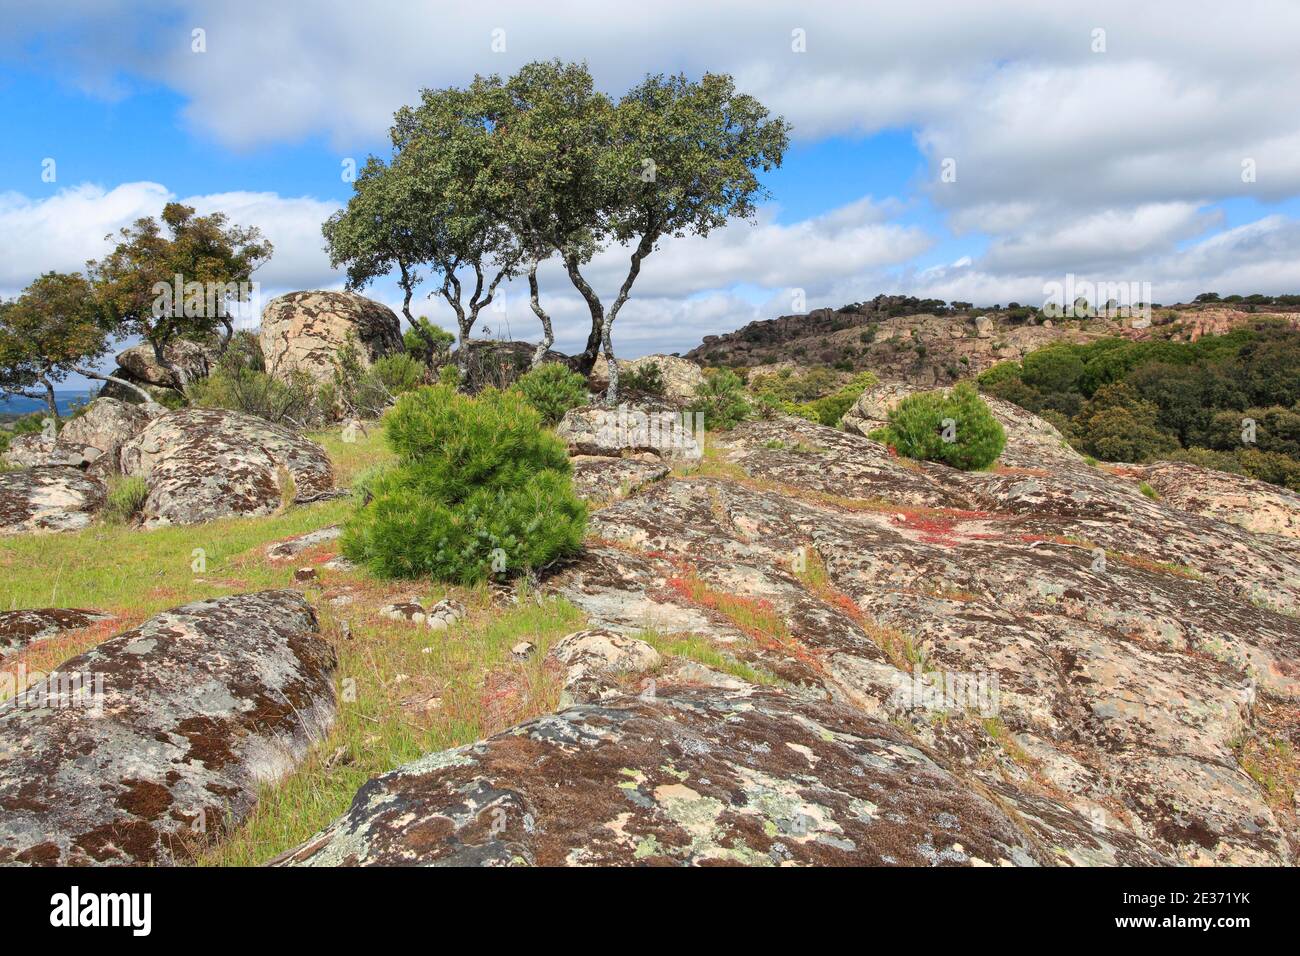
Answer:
[188,366,329,428]
[691,369,750,431]
[342,385,587,584]
[512,362,589,425]
[872,382,1006,470]
[622,361,665,396]
[102,476,149,524]
[404,317,455,369]
[1072,383,1178,463]
[804,371,878,427]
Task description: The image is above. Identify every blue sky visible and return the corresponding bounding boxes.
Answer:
[2,1,1299,387]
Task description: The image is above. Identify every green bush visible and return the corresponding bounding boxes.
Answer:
[404,317,455,368]
[188,366,329,427]
[872,382,1006,470]
[102,475,149,524]
[1072,383,1178,462]
[342,385,587,584]
[804,371,878,427]
[691,369,751,431]
[512,362,589,425]
[622,361,665,396]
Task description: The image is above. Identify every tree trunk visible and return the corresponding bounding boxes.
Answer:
[599,314,619,407]
[41,377,60,421]
[149,338,189,396]
[74,366,156,405]
[599,235,655,406]
[527,260,553,368]
[564,254,606,375]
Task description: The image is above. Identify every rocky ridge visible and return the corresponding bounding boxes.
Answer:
[276,384,1300,867]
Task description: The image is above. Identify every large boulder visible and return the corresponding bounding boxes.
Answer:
[260,291,402,383]
[0,608,112,659]
[120,408,334,527]
[0,432,59,469]
[0,591,336,866]
[278,645,1159,866]
[592,353,707,404]
[0,468,106,535]
[556,400,701,460]
[54,398,162,476]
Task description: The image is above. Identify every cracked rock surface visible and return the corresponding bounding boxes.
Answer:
[0,590,336,866]
[287,389,1300,866]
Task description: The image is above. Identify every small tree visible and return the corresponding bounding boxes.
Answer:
[871,383,1006,471]
[86,202,272,394]
[571,70,789,401]
[388,83,523,366]
[0,271,152,417]
[322,156,435,326]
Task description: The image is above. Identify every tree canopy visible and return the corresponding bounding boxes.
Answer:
[325,60,789,400]
[86,202,272,392]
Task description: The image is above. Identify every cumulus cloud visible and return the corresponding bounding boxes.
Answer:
[0,182,340,302]
[13,1,1300,211]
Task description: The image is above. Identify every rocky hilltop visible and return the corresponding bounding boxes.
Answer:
[276,385,1298,866]
[686,295,1300,388]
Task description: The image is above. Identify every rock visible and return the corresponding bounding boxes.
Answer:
[380,601,428,626]
[0,468,106,535]
[592,354,706,404]
[115,340,216,389]
[267,525,343,560]
[0,590,336,866]
[54,398,161,476]
[510,641,535,660]
[549,628,662,705]
[0,608,112,659]
[294,567,318,582]
[570,456,670,503]
[259,291,402,384]
[556,402,701,460]
[539,418,1300,864]
[1122,460,1300,540]
[1,433,58,469]
[425,600,465,632]
[277,676,1162,867]
[119,408,334,527]
[974,315,994,338]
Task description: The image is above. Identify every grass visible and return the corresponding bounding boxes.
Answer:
[1,421,602,865]
[635,629,782,687]
[199,591,584,866]
[1138,481,1160,500]
[102,475,148,525]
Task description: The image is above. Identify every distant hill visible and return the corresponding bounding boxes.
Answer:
[685,294,1300,388]
[0,391,93,420]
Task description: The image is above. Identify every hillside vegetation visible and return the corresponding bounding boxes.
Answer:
[977,319,1300,489]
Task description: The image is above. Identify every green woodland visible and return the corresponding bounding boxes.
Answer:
[978,319,1300,489]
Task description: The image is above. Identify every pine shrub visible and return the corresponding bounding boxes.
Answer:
[691,369,751,431]
[342,385,587,583]
[872,382,1005,470]
[512,362,589,425]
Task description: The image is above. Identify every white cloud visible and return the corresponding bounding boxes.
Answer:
[0,183,340,301]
